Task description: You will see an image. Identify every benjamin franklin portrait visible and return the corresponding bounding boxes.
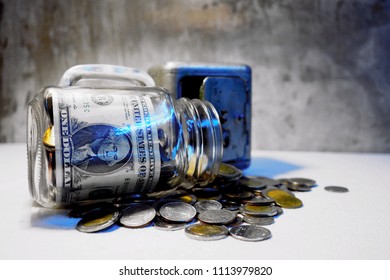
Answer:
[70,124,132,174]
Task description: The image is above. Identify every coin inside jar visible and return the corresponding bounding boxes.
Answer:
[42,126,55,150]
[185,223,229,241]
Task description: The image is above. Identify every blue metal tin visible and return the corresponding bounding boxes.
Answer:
[148,62,251,169]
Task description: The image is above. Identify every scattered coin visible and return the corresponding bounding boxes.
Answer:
[239,204,279,217]
[217,163,242,180]
[265,189,303,209]
[289,178,316,187]
[255,176,281,187]
[76,209,120,233]
[153,217,187,231]
[279,177,316,192]
[263,186,295,198]
[194,200,222,213]
[229,225,272,242]
[198,209,236,225]
[152,198,182,215]
[227,215,244,227]
[159,202,196,222]
[243,215,275,226]
[324,186,349,193]
[219,199,241,211]
[244,196,275,206]
[119,205,156,228]
[185,223,229,241]
[69,163,328,241]
[225,191,254,201]
[239,176,267,190]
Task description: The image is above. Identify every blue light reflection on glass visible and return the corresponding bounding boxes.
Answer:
[114,125,131,136]
[200,118,219,128]
[244,157,302,178]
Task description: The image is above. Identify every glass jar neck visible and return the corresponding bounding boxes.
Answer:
[176,98,223,187]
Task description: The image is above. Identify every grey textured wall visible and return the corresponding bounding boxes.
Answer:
[1,0,390,152]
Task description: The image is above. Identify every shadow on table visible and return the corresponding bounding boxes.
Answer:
[244,157,302,178]
[30,207,120,233]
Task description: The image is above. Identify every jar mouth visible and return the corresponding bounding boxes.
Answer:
[27,97,56,208]
[27,99,41,200]
[177,98,223,186]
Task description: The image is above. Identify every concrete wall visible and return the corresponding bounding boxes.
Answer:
[1,0,389,152]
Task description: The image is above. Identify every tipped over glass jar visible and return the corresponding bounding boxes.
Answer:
[27,64,223,208]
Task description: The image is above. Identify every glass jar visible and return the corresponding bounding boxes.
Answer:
[27,64,223,208]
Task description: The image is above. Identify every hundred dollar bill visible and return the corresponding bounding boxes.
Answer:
[52,88,161,204]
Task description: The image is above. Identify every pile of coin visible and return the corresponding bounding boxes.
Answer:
[69,163,318,242]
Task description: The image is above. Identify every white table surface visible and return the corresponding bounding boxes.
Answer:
[1,143,390,260]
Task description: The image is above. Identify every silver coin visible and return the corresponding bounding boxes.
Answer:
[198,209,236,225]
[243,215,275,226]
[288,184,312,192]
[194,200,222,213]
[185,223,229,241]
[229,225,272,242]
[244,196,275,206]
[239,176,267,190]
[220,199,241,211]
[76,209,120,233]
[276,206,284,216]
[153,217,187,231]
[159,202,196,222]
[152,198,182,216]
[289,177,316,187]
[239,204,279,217]
[119,205,156,228]
[324,186,349,193]
[256,176,281,187]
[278,178,292,187]
[227,215,244,227]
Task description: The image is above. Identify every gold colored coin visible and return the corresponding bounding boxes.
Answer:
[217,163,242,180]
[245,205,273,213]
[185,223,228,241]
[240,205,278,216]
[42,126,55,149]
[76,210,120,233]
[81,213,115,227]
[266,189,303,209]
[179,194,197,204]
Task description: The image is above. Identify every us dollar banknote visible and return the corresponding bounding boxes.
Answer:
[52,88,161,204]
